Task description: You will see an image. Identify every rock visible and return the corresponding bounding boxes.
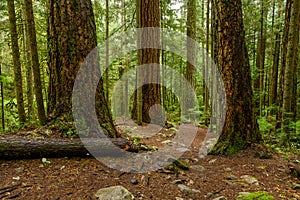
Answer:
[224,167,232,172]
[213,196,227,200]
[14,167,24,173]
[236,191,274,200]
[190,165,205,172]
[130,178,138,185]
[178,184,194,195]
[208,159,217,164]
[240,175,258,185]
[95,186,134,200]
[236,192,251,200]
[226,175,237,180]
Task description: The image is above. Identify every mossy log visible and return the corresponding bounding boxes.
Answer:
[0,138,139,160]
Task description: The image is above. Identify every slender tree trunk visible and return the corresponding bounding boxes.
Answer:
[105,0,109,103]
[24,0,46,125]
[22,2,34,121]
[269,2,282,113]
[0,46,5,131]
[277,0,292,126]
[185,0,197,118]
[254,0,268,117]
[282,0,300,135]
[211,0,261,155]
[7,0,26,124]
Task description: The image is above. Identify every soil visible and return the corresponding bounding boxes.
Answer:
[1,125,300,200]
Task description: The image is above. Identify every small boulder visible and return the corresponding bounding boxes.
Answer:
[95,186,134,200]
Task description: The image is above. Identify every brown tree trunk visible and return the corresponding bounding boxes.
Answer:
[132,0,162,124]
[7,0,26,124]
[24,0,46,125]
[185,0,197,118]
[269,2,283,113]
[210,0,261,155]
[277,0,292,126]
[47,0,117,137]
[282,0,300,134]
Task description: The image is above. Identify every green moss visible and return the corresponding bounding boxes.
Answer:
[240,191,275,200]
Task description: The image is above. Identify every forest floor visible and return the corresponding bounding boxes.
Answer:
[0,124,300,200]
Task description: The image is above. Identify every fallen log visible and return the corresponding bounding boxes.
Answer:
[0,138,139,160]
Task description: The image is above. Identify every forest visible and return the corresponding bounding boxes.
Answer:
[0,0,300,199]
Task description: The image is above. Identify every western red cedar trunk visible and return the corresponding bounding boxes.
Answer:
[132,0,162,124]
[210,0,261,155]
[47,0,117,137]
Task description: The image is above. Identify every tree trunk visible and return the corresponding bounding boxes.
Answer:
[269,2,283,113]
[132,0,162,124]
[282,0,300,134]
[277,0,292,126]
[24,0,46,125]
[7,0,26,124]
[0,138,138,160]
[210,0,261,155]
[47,0,117,137]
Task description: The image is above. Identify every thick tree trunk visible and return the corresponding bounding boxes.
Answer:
[210,0,261,155]
[24,0,46,125]
[7,0,26,124]
[132,0,162,124]
[0,138,138,160]
[282,0,300,134]
[47,0,117,137]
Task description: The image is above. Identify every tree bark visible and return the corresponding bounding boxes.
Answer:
[47,0,117,137]
[7,0,26,124]
[277,0,292,126]
[282,0,300,134]
[132,0,162,124]
[24,0,46,125]
[0,138,138,160]
[210,0,261,155]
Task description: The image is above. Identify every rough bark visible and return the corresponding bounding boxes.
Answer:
[7,0,26,124]
[132,0,162,124]
[47,0,117,137]
[277,0,292,126]
[0,138,138,160]
[184,0,197,119]
[282,0,300,133]
[210,0,261,155]
[24,0,46,125]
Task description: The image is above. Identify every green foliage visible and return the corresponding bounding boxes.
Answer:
[258,116,275,135]
[239,191,275,200]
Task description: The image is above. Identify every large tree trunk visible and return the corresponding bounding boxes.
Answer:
[24,0,46,125]
[210,0,261,155]
[282,0,300,135]
[47,0,117,137]
[7,0,26,124]
[132,0,162,125]
[0,138,138,160]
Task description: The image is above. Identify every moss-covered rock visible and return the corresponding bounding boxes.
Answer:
[237,191,275,200]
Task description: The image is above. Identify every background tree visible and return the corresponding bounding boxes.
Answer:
[24,0,46,125]
[7,0,26,124]
[211,0,261,154]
